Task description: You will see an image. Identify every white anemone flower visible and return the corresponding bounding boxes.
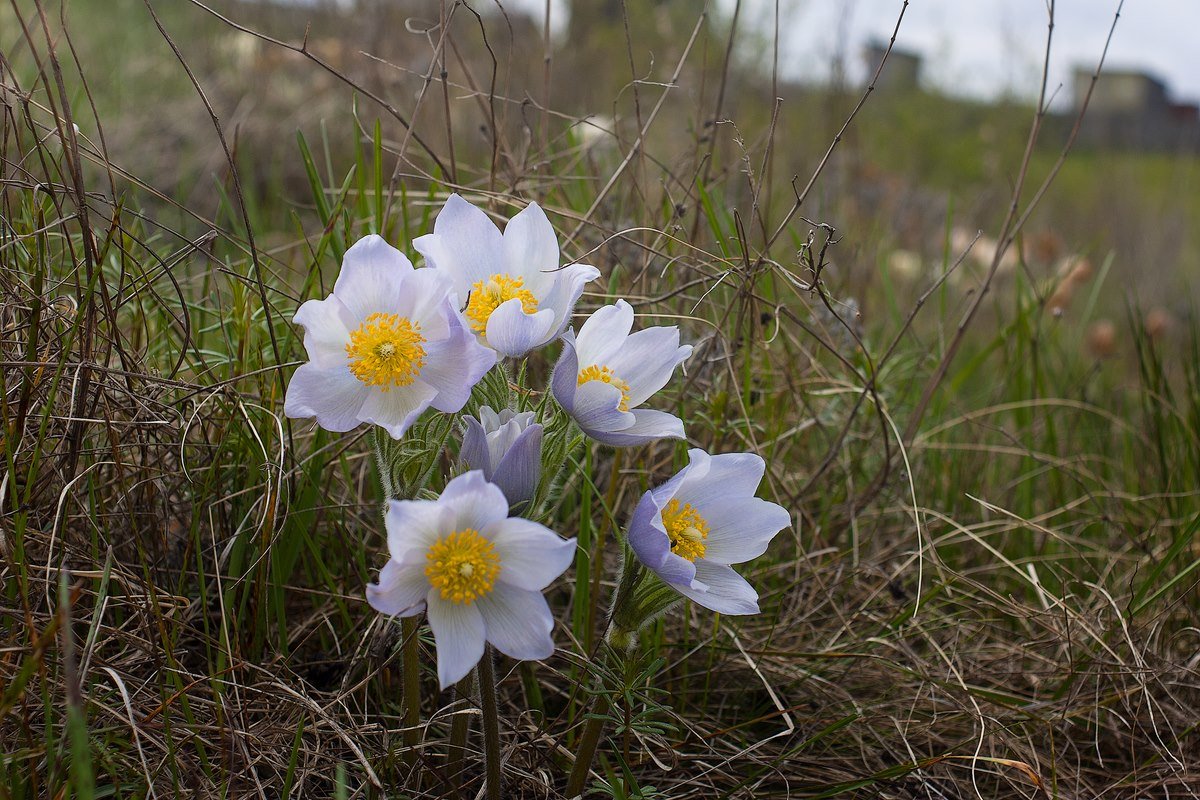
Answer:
[551,300,692,447]
[627,448,791,615]
[284,235,497,439]
[366,471,577,688]
[413,194,601,358]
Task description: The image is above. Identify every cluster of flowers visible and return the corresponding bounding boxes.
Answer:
[284,194,790,690]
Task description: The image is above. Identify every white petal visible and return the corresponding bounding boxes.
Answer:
[695,497,791,565]
[572,379,633,435]
[484,300,557,357]
[477,582,556,661]
[679,450,765,500]
[550,329,581,414]
[427,594,486,688]
[419,313,498,413]
[284,363,368,432]
[672,560,760,615]
[438,471,510,532]
[333,235,415,320]
[292,295,355,369]
[485,518,575,591]
[501,202,560,291]
[394,268,455,343]
[385,498,453,563]
[607,327,691,408]
[413,194,503,287]
[358,380,439,439]
[575,300,633,368]
[538,263,601,339]
[590,408,685,447]
[366,560,428,617]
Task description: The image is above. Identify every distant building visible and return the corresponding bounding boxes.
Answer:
[863,40,922,93]
[1072,67,1200,152]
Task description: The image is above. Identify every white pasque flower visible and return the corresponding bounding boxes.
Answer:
[284,235,497,439]
[366,472,576,688]
[627,448,790,615]
[551,300,692,447]
[413,194,601,358]
[460,406,543,508]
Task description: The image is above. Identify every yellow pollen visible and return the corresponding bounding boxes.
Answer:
[577,364,632,412]
[662,499,709,562]
[424,529,501,605]
[345,313,426,390]
[465,273,539,333]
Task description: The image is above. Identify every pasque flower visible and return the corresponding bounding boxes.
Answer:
[551,300,692,447]
[284,235,496,439]
[366,471,576,688]
[460,406,543,508]
[413,194,600,358]
[627,448,790,615]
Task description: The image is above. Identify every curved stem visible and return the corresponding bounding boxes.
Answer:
[477,648,503,800]
[565,691,610,798]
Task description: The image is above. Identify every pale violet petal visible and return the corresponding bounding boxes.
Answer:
[572,380,634,436]
[672,560,760,615]
[485,517,574,591]
[478,405,503,431]
[539,263,601,340]
[607,327,692,408]
[550,329,580,414]
[284,363,369,433]
[501,202,560,291]
[477,582,556,661]
[292,295,355,369]
[438,471,510,532]
[333,235,415,319]
[384,498,453,563]
[419,312,498,413]
[589,408,685,447]
[696,496,791,565]
[485,299,558,358]
[575,300,634,368]
[394,268,454,343]
[460,416,493,478]
[366,560,428,617]
[426,593,487,688]
[414,194,504,288]
[626,489,698,587]
[489,424,543,508]
[358,379,439,439]
[678,450,765,501]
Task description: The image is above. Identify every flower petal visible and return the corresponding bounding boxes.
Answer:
[283,363,368,432]
[394,267,455,343]
[627,490,697,587]
[358,379,440,439]
[607,327,692,408]
[484,299,557,357]
[672,560,761,615]
[489,423,543,508]
[485,517,574,590]
[426,593,486,688]
[575,300,634,369]
[539,263,601,340]
[333,235,415,319]
[477,582,556,661]
[419,312,498,413]
[438,471,511,532]
[460,415,493,479]
[588,408,685,447]
[292,295,355,369]
[696,496,791,565]
[550,329,581,414]
[366,560,428,617]
[413,194,503,288]
[572,380,634,436]
[501,202,560,291]
[679,450,766,500]
[384,498,453,563]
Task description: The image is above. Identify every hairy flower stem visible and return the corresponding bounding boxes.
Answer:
[401,616,422,782]
[477,648,503,800]
[446,675,473,792]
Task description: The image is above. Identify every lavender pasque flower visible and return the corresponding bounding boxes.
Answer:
[460,406,544,508]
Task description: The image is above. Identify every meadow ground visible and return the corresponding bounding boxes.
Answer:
[2,2,1199,798]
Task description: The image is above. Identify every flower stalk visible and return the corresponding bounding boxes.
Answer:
[477,648,503,800]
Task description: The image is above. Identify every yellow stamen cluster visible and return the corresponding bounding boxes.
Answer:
[465,273,539,333]
[424,528,502,604]
[345,313,426,390]
[661,498,709,562]
[577,364,632,412]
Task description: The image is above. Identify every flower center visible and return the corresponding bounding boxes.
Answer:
[577,364,632,412]
[345,312,427,389]
[465,273,539,333]
[661,498,709,562]
[424,528,502,604]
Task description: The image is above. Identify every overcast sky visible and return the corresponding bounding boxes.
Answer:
[511,0,1200,107]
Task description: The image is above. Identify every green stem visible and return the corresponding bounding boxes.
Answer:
[446,674,473,795]
[564,691,610,798]
[477,648,503,800]
[401,616,422,782]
